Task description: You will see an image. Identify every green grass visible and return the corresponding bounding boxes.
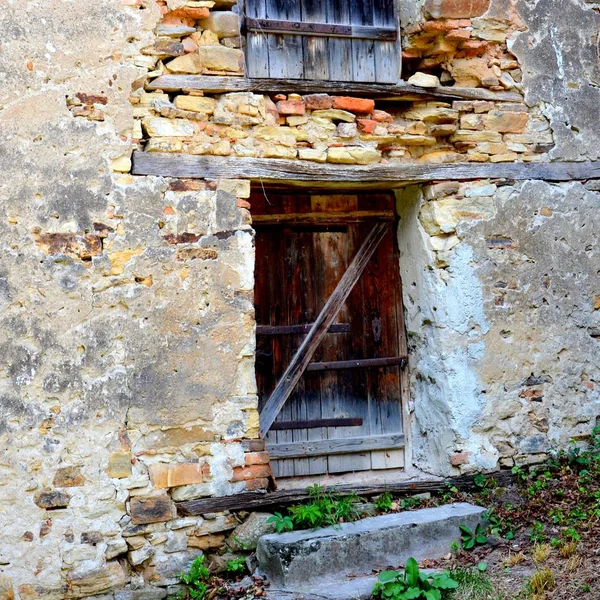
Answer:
[450,569,513,600]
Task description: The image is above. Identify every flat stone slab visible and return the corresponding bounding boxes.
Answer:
[256,502,485,589]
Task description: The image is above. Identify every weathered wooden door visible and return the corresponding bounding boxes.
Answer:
[245,0,401,83]
[253,192,407,478]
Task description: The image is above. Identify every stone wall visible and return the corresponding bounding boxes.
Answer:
[397,178,600,477]
[0,0,599,596]
[132,0,552,165]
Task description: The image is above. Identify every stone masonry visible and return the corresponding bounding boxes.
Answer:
[0,0,599,597]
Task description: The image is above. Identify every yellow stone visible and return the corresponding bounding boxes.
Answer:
[111,155,131,173]
[165,53,203,74]
[108,248,142,276]
[174,95,217,114]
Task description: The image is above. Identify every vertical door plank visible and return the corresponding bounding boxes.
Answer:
[271,196,296,477]
[362,222,404,469]
[373,0,401,83]
[265,0,304,79]
[246,0,270,78]
[327,218,372,473]
[350,0,376,82]
[301,0,330,81]
[328,0,353,82]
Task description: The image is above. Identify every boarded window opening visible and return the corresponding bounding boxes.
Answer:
[244,0,401,83]
[253,191,408,478]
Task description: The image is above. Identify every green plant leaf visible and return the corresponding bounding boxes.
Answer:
[378,570,401,583]
[459,525,472,535]
[476,534,488,544]
[477,562,488,572]
[423,589,441,600]
[404,558,420,587]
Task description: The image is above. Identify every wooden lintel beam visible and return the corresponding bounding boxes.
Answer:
[175,471,514,516]
[132,152,600,185]
[145,75,523,102]
[251,211,394,225]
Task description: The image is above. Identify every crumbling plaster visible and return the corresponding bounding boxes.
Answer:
[511,0,600,161]
[397,180,600,476]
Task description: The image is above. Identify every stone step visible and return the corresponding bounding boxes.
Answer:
[256,502,485,590]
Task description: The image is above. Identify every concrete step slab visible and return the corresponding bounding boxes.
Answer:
[256,502,485,589]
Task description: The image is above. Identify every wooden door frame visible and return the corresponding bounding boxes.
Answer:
[251,188,413,478]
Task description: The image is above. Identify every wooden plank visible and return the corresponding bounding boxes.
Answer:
[363,223,404,469]
[176,471,515,515]
[257,323,351,335]
[265,0,303,79]
[133,153,600,184]
[350,0,376,83]
[306,356,408,371]
[252,211,394,225]
[373,0,400,83]
[268,432,405,459]
[146,75,525,102]
[245,0,270,78]
[301,0,329,81]
[246,18,397,40]
[327,0,353,81]
[259,222,389,437]
[271,417,363,430]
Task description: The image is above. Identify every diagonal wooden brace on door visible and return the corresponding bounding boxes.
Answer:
[259,221,390,437]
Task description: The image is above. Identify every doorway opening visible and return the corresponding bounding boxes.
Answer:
[253,190,408,479]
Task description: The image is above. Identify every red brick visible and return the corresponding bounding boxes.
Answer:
[422,19,463,31]
[424,0,490,19]
[357,118,377,134]
[372,109,394,123]
[303,94,333,110]
[230,464,272,482]
[149,462,209,489]
[164,6,209,19]
[244,477,269,491]
[236,199,251,209]
[332,96,375,114]
[245,451,270,466]
[446,29,471,41]
[276,100,306,116]
[449,452,470,466]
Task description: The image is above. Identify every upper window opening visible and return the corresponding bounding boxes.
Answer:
[243,0,401,83]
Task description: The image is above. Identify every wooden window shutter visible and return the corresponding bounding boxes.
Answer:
[245,0,401,83]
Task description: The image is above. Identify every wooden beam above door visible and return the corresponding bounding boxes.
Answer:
[132,153,600,187]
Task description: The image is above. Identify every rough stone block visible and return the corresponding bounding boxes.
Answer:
[0,574,13,600]
[256,503,485,588]
[130,494,175,525]
[174,95,217,114]
[198,12,240,38]
[226,512,275,551]
[424,0,490,18]
[198,46,244,72]
[327,147,381,165]
[33,490,70,509]
[106,452,133,479]
[52,466,84,487]
[142,117,194,137]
